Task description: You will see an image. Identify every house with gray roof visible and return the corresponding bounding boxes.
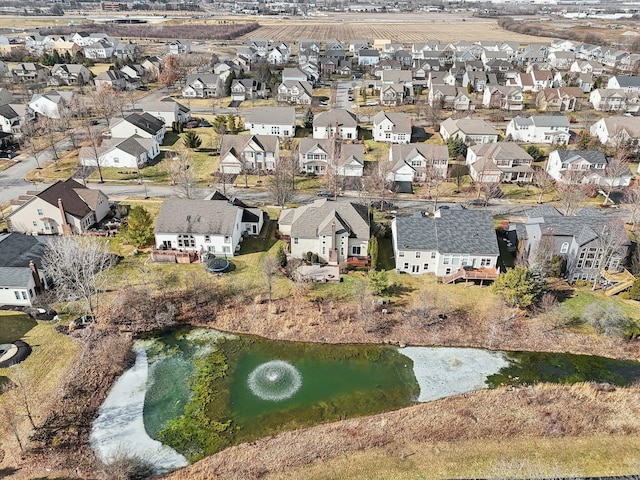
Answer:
[298,138,364,178]
[28,90,73,119]
[373,111,412,143]
[278,199,370,265]
[387,143,449,184]
[467,142,534,183]
[154,199,264,257]
[276,80,313,105]
[546,149,632,187]
[94,70,128,91]
[440,117,499,144]
[391,209,499,278]
[49,64,92,86]
[182,74,223,98]
[313,109,358,140]
[523,205,629,283]
[79,135,159,169]
[219,134,279,174]
[246,106,296,138]
[140,97,191,127]
[590,116,640,152]
[505,115,570,145]
[0,233,50,307]
[109,113,166,144]
[7,178,109,236]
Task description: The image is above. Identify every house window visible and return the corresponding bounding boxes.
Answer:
[385,133,391,139]
[346,133,352,139]
[322,246,326,255]
[177,234,195,248]
[403,262,409,269]
[415,251,421,258]
[560,242,569,254]
[205,235,211,243]
[294,238,298,245]
[423,263,429,270]
[480,258,492,267]
[21,291,27,300]
[431,252,436,259]
[37,208,43,216]
[443,256,450,265]
[222,246,230,253]
[352,246,361,255]
[399,251,405,257]
[32,221,37,227]
[224,236,230,243]
[14,291,20,300]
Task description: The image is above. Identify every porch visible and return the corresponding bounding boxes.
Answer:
[439,267,498,285]
[150,249,200,264]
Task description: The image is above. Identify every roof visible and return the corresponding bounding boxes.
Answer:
[278,199,369,240]
[116,112,164,135]
[611,76,640,88]
[0,104,18,119]
[512,115,570,128]
[299,138,364,168]
[220,134,279,157]
[441,117,499,136]
[469,142,532,161]
[373,111,412,133]
[389,143,448,171]
[553,150,606,165]
[394,209,499,255]
[313,109,357,129]
[599,116,640,137]
[154,199,242,236]
[247,106,296,125]
[0,233,47,270]
[17,178,102,220]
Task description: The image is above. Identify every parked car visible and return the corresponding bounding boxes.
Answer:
[136,85,150,91]
[198,120,212,127]
[89,119,99,126]
[371,200,396,210]
[317,189,334,197]
[0,150,17,159]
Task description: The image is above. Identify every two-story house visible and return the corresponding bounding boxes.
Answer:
[590,116,640,152]
[182,74,223,98]
[466,142,534,183]
[231,78,267,102]
[482,85,524,111]
[506,116,570,145]
[440,117,499,144]
[219,134,279,174]
[49,64,92,86]
[246,106,296,138]
[313,109,358,140]
[276,80,313,105]
[535,87,584,112]
[387,143,449,183]
[546,149,632,187]
[298,138,364,177]
[108,113,166,144]
[373,111,412,144]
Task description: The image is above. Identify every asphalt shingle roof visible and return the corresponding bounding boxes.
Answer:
[279,199,369,240]
[154,199,241,236]
[394,209,499,255]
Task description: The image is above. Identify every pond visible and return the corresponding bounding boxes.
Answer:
[90,328,640,474]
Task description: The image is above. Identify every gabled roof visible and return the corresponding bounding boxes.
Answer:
[598,116,640,137]
[441,117,499,136]
[220,134,279,158]
[313,109,357,129]
[511,115,570,128]
[279,198,369,240]
[246,106,296,125]
[0,104,18,119]
[13,178,101,220]
[0,233,47,270]
[553,150,606,165]
[96,70,127,81]
[154,199,242,236]
[394,209,499,255]
[389,143,448,172]
[469,142,532,161]
[116,112,165,135]
[373,111,412,133]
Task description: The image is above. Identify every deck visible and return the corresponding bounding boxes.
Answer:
[439,267,498,284]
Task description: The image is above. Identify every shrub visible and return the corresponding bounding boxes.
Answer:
[311,253,319,264]
[306,251,313,262]
[628,279,640,301]
[580,301,630,337]
[276,245,287,268]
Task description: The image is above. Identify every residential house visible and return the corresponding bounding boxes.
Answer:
[546,149,632,187]
[266,44,290,65]
[246,106,296,137]
[83,39,117,60]
[231,79,267,102]
[535,87,584,112]
[11,63,50,84]
[392,209,499,278]
[349,39,370,53]
[72,32,110,47]
[94,70,128,91]
[606,75,640,93]
[590,116,640,151]
[247,38,270,57]
[24,33,53,54]
[373,111,412,144]
[140,98,191,127]
[108,113,166,144]
[548,51,575,69]
[299,138,364,177]
[427,70,456,90]
[462,70,494,93]
[561,71,594,93]
[140,57,161,81]
[523,205,629,283]
[0,104,34,136]
[570,60,605,76]
[466,142,534,183]
[278,199,370,265]
[281,67,308,83]
[49,64,91,86]
[510,69,554,92]
[602,49,629,69]
[28,91,73,119]
[219,134,279,174]
[7,179,109,236]
[589,88,639,112]
[79,135,159,169]
[182,74,223,98]
[387,143,449,183]
[358,49,380,66]
[428,85,474,111]
[482,85,524,111]
[0,233,50,307]
[506,116,571,145]
[168,40,191,55]
[277,80,313,105]
[120,64,148,83]
[440,117,499,144]
[313,109,358,140]
[114,42,140,61]
[154,199,263,256]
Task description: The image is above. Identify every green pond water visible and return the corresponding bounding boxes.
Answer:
[140,328,640,462]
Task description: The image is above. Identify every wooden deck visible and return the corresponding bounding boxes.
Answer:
[439,267,498,284]
[347,256,370,268]
[600,268,636,296]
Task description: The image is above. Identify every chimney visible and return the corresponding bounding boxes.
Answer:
[58,198,72,236]
[29,260,43,293]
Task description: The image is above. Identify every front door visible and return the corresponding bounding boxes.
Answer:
[412,265,419,273]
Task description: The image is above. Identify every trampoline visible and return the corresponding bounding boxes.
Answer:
[0,341,32,368]
[206,256,230,273]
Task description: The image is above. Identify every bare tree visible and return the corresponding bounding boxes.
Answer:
[0,385,26,454]
[625,184,640,231]
[591,220,628,291]
[90,86,121,125]
[269,149,296,206]
[10,365,37,430]
[322,135,341,195]
[532,166,555,204]
[448,162,468,194]
[19,121,42,169]
[38,115,62,164]
[423,163,446,211]
[601,149,630,205]
[163,152,197,198]
[41,236,114,314]
[83,123,106,183]
[365,157,395,209]
[261,255,278,303]
[556,171,587,215]
[58,102,80,149]
[159,55,186,89]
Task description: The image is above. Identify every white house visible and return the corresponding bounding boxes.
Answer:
[392,209,499,278]
[246,107,296,137]
[547,149,633,187]
[154,199,263,256]
[373,111,412,144]
[278,199,370,265]
[590,116,640,151]
[466,142,534,183]
[168,40,191,55]
[313,109,358,140]
[607,75,640,93]
[108,113,166,144]
[219,134,279,174]
[298,138,364,177]
[440,117,499,144]
[29,91,73,119]
[182,74,223,98]
[387,143,449,183]
[506,116,571,145]
[589,89,639,113]
[79,135,160,169]
[140,98,191,127]
[0,233,50,307]
[83,39,117,60]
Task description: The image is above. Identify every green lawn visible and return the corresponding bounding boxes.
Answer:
[561,289,640,323]
[0,311,38,344]
[377,236,396,272]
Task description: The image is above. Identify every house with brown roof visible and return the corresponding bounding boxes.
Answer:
[466,142,534,183]
[535,87,584,112]
[387,143,449,184]
[590,116,640,153]
[7,179,110,236]
[219,134,279,174]
[440,117,499,144]
[482,85,524,111]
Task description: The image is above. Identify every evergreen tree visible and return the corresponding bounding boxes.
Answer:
[302,108,314,129]
[492,266,546,308]
[525,145,545,162]
[276,244,287,267]
[226,114,237,134]
[446,137,467,158]
[183,131,202,149]
[368,236,379,270]
[224,71,235,97]
[122,206,155,248]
